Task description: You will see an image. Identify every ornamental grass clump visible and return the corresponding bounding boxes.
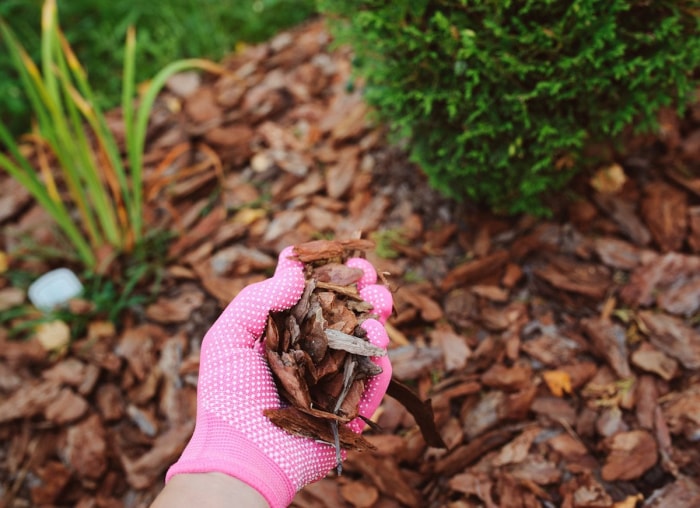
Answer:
[0,0,223,270]
[318,0,700,215]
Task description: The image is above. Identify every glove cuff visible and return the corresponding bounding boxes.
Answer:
[166,411,295,508]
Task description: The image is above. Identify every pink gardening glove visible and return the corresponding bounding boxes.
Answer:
[166,247,393,508]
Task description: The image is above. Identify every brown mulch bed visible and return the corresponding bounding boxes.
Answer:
[2,18,700,508]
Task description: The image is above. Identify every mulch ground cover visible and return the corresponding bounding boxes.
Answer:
[1,18,700,508]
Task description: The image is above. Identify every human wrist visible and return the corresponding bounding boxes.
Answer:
[153,472,268,508]
[166,410,295,508]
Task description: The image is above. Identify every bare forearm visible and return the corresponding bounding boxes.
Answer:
[151,473,269,508]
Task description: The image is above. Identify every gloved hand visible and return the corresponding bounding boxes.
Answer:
[166,246,393,508]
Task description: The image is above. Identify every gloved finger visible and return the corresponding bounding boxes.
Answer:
[345,257,378,289]
[346,258,392,323]
[210,246,305,349]
[347,318,392,433]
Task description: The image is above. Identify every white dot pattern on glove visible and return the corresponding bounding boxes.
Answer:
[348,318,392,433]
[346,258,392,323]
[173,247,393,502]
[199,248,338,488]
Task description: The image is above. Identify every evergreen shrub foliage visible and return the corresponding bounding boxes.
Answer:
[318,1,700,214]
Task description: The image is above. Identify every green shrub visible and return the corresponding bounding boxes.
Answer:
[0,0,317,134]
[318,1,700,215]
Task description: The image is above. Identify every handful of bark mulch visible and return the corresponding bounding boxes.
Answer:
[262,240,445,469]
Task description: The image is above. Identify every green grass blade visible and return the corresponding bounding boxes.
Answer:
[121,26,138,240]
[43,24,104,248]
[0,22,54,135]
[0,126,96,267]
[54,44,122,248]
[40,0,63,128]
[129,58,224,236]
[60,30,134,247]
[1,9,102,254]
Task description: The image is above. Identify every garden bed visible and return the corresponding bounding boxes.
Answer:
[1,19,700,508]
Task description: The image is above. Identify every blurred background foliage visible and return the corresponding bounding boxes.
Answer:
[0,0,318,134]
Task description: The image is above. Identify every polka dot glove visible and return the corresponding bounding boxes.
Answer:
[166,247,393,508]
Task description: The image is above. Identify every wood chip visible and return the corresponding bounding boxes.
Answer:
[64,413,107,480]
[581,317,632,378]
[441,250,510,292]
[638,311,700,369]
[641,181,687,252]
[601,430,658,481]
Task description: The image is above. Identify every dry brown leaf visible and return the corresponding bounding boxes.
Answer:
[338,195,390,237]
[590,163,627,194]
[168,206,226,258]
[0,381,60,423]
[35,320,71,352]
[542,370,573,397]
